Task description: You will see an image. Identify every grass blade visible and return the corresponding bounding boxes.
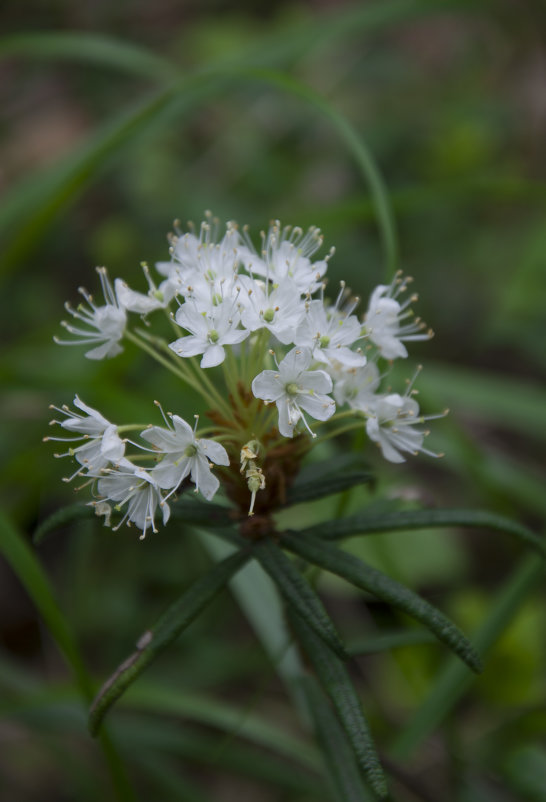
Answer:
[235,66,397,274]
[0,508,91,696]
[0,32,178,80]
[253,537,347,660]
[302,508,545,556]
[390,554,545,761]
[89,548,251,736]
[290,613,387,798]
[124,681,319,770]
[0,508,135,801]
[281,530,482,673]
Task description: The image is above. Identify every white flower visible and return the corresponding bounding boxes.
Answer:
[114,262,174,315]
[252,347,335,438]
[238,275,305,344]
[333,361,380,413]
[155,215,241,307]
[169,298,249,368]
[365,392,442,463]
[295,297,366,368]
[141,414,229,501]
[239,221,330,294]
[364,273,432,360]
[45,396,125,479]
[54,267,127,360]
[94,460,170,539]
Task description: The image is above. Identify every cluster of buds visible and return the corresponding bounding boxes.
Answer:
[46,213,444,537]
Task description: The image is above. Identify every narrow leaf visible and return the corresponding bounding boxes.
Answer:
[298,675,375,802]
[169,497,234,528]
[284,454,373,507]
[303,508,545,556]
[33,504,94,544]
[290,613,387,798]
[89,548,251,735]
[0,508,91,697]
[253,538,347,660]
[33,496,233,544]
[282,530,482,673]
[348,628,436,656]
[118,717,325,797]
[0,32,179,80]
[197,529,309,713]
[0,509,136,801]
[124,682,319,770]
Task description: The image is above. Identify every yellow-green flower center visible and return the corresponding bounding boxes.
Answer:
[263,308,275,323]
[286,382,300,396]
[184,444,198,457]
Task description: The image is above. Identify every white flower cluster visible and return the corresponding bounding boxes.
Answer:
[48,213,443,536]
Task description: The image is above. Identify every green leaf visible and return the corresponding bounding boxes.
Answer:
[284,454,374,507]
[347,628,436,656]
[0,32,179,80]
[89,548,251,736]
[0,508,91,697]
[238,66,397,274]
[253,537,348,661]
[118,717,325,797]
[33,496,233,545]
[124,681,319,770]
[298,675,376,802]
[303,508,545,556]
[281,530,482,673]
[290,613,387,799]
[33,504,94,545]
[197,529,309,712]
[169,497,234,528]
[390,554,545,760]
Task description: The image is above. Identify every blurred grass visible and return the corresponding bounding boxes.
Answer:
[1,0,545,800]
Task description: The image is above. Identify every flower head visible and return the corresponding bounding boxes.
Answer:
[49,214,444,529]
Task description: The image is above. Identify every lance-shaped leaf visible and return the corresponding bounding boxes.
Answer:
[298,675,376,802]
[168,497,234,528]
[89,548,251,735]
[33,504,96,545]
[34,496,233,545]
[281,530,482,673]
[283,454,374,507]
[253,538,347,660]
[290,613,387,799]
[302,508,546,556]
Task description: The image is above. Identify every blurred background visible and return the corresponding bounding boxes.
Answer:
[1,1,545,800]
